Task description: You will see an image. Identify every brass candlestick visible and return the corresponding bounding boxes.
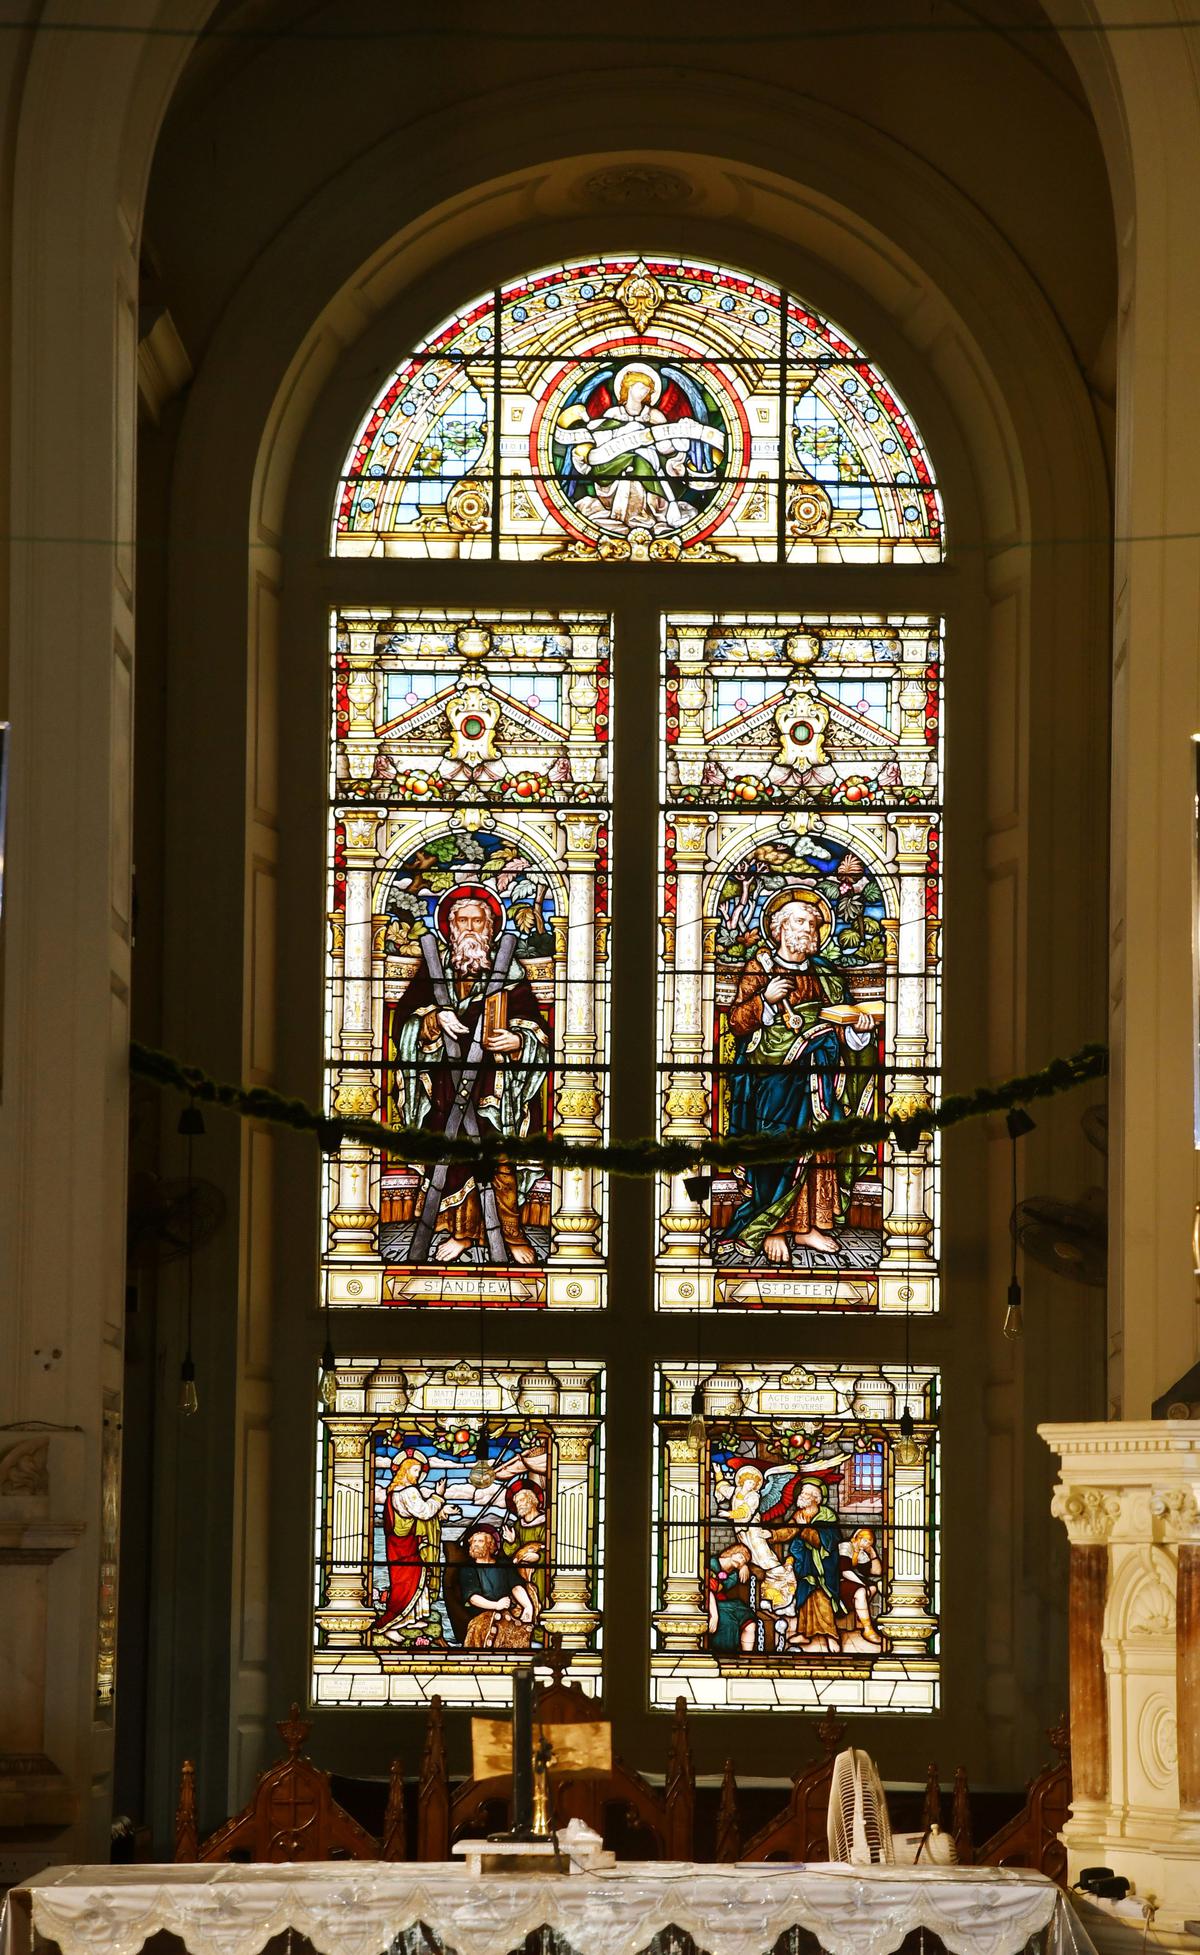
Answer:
[531,1727,555,1837]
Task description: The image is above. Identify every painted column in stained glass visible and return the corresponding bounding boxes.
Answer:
[324,610,611,1310]
[313,1360,605,1706]
[650,1363,939,1712]
[657,615,942,1314]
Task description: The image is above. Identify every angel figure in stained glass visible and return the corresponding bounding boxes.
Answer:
[722,890,877,1263]
[553,362,725,537]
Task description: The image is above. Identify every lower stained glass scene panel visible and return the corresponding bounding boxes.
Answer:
[313,1359,604,1706]
[650,1362,939,1712]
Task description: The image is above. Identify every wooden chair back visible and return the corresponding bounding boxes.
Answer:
[437,1677,694,1860]
[973,1721,1072,1884]
[741,1714,846,1862]
[175,1706,381,1864]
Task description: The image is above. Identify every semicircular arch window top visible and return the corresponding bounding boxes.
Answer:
[333,255,943,565]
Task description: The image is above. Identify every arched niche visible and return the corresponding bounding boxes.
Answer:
[136,65,1113,1823]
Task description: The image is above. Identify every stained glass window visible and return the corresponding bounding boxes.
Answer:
[313,1359,605,1706]
[657,614,942,1313]
[333,256,943,564]
[325,609,611,1309]
[650,1363,939,1712]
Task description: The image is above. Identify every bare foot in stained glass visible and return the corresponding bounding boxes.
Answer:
[763,1232,791,1265]
[509,1241,537,1266]
[435,1236,469,1263]
[794,1228,839,1255]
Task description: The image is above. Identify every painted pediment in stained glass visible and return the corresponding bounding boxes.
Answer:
[332,256,943,564]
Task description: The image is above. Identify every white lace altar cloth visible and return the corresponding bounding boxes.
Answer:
[1,1861,1096,1955]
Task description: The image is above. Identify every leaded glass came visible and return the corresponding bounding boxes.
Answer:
[657,614,942,1313]
[325,609,611,1309]
[650,1363,939,1712]
[333,256,943,564]
[313,1359,605,1705]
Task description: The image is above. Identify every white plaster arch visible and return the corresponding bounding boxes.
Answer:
[147,68,1112,1801]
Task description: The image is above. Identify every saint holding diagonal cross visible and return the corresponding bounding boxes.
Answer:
[392,886,551,1266]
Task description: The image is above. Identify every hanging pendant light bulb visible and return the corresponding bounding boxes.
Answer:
[179,1353,199,1417]
[1002,1279,1024,1341]
[687,1384,707,1453]
[177,1099,203,1417]
[1004,1106,1035,1343]
[895,1404,920,1468]
[468,1421,495,1489]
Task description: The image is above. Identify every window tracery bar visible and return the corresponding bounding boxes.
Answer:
[324,608,611,1309]
[656,614,943,1313]
[650,1363,940,1712]
[332,256,943,563]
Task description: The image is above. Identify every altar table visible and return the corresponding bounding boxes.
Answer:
[0,1862,1097,1955]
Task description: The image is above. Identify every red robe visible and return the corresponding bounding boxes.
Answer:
[377,1488,424,1628]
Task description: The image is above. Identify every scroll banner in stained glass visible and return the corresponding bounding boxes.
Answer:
[651,1363,939,1713]
[325,610,611,1308]
[313,1360,605,1707]
[656,614,942,1314]
[333,256,943,564]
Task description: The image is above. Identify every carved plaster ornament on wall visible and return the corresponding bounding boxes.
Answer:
[0,1436,49,1496]
[580,165,694,208]
[1050,1482,1121,1544]
[1126,1567,1176,1638]
[1154,1484,1200,1541]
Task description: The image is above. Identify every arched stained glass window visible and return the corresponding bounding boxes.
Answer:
[332,256,943,564]
[313,250,945,1719]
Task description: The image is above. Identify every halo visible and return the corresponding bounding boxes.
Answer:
[760,886,835,949]
[435,883,505,940]
[613,361,661,406]
[504,1475,546,1515]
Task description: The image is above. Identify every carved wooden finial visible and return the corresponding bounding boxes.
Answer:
[382,1755,407,1862]
[922,1761,942,1831]
[664,1697,695,1859]
[543,1646,570,1688]
[716,1757,741,1863]
[952,1765,974,1864]
[1048,1715,1071,1761]
[417,1695,450,1861]
[277,1704,311,1757]
[814,1711,848,1760]
[174,1758,199,1863]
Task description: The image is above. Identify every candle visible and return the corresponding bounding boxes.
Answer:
[512,1664,534,1835]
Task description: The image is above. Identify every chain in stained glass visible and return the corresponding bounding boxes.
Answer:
[326,610,611,1308]
[657,614,942,1313]
[650,1363,939,1713]
[314,1360,605,1706]
[333,256,943,564]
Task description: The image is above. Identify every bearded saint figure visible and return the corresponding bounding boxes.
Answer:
[723,891,877,1265]
[391,886,550,1265]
